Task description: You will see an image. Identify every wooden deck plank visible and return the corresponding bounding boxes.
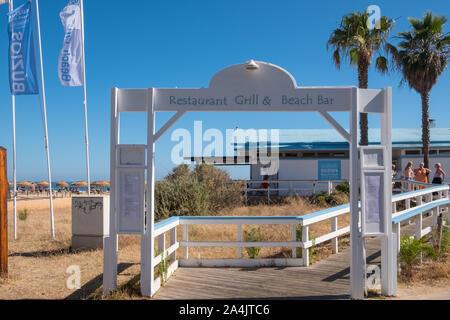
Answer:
[153,216,434,300]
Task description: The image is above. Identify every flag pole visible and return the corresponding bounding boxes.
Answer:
[79,0,91,196]
[34,0,55,238]
[8,0,17,240]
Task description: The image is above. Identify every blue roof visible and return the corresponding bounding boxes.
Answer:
[237,128,450,151]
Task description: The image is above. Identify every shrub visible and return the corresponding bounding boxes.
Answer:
[398,235,437,279]
[310,190,349,207]
[244,227,261,259]
[154,164,244,220]
[334,182,350,194]
[18,209,30,221]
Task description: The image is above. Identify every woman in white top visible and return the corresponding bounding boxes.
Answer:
[432,163,446,184]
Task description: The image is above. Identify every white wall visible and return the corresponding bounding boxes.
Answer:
[250,159,349,195]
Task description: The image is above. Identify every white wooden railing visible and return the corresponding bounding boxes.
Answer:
[244,179,346,204]
[151,180,449,293]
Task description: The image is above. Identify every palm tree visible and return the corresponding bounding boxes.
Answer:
[387,12,449,168]
[327,11,394,145]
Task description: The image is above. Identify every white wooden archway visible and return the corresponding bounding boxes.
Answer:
[103,61,396,299]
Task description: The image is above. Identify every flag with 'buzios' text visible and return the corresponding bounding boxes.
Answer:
[7,1,39,95]
[58,0,83,87]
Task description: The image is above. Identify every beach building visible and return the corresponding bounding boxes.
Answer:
[192,127,450,196]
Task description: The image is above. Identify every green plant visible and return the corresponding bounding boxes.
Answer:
[387,12,449,168]
[244,227,261,259]
[156,250,169,286]
[154,164,244,221]
[18,209,30,221]
[335,182,350,194]
[439,222,450,254]
[310,190,349,207]
[327,11,394,145]
[398,235,437,278]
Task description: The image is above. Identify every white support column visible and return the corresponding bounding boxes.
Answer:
[394,223,401,254]
[350,87,365,299]
[415,213,423,239]
[169,227,176,262]
[141,88,156,297]
[158,233,165,254]
[331,217,338,254]
[302,225,309,266]
[381,87,396,297]
[103,88,119,296]
[292,224,297,258]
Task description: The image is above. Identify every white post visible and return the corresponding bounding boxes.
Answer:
[381,87,396,297]
[8,0,17,240]
[141,88,156,297]
[35,0,55,238]
[169,227,176,262]
[395,223,401,254]
[183,224,188,259]
[292,224,297,258]
[79,0,91,196]
[350,87,365,299]
[302,225,309,266]
[331,217,338,254]
[103,88,119,296]
[158,233,165,257]
[415,213,423,239]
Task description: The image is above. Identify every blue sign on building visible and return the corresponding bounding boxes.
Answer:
[318,160,341,180]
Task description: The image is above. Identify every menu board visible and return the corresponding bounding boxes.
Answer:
[362,172,385,235]
[118,169,144,234]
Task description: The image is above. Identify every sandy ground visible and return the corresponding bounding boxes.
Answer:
[0,196,448,300]
[393,282,450,300]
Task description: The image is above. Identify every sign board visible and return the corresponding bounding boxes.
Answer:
[360,147,387,237]
[318,160,341,180]
[117,145,146,234]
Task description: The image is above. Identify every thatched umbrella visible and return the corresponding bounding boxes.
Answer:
[38,180,50,187]
[71,181,88,188]
[18,181,33,187]
[56,181,69,188]
[92,180,110,187]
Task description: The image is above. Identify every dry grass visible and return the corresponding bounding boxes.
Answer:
[1,195,353,300]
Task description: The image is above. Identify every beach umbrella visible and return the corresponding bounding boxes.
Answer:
[56,181,69,187]
[92,180,110,187]
[72,181,88,188]
[38,180,50,187]
[18,181,33,187]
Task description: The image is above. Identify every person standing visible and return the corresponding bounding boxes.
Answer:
[414,162,431,189]
[432,163,446,184]
[403,162,415,181]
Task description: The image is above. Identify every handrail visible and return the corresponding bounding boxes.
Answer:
[151,181,449,293]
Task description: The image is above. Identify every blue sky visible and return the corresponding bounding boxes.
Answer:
[0,0,449,182]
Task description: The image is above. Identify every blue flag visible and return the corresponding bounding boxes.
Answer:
[7,1,39,95]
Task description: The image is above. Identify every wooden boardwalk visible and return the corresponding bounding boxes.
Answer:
[153,214,436,300]
[153,238,384,300]
[153,216,435,300]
